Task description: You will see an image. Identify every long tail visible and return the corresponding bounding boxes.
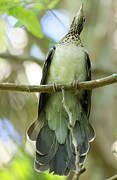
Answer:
[27,117,95,175]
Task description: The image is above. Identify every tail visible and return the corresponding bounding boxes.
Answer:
[27,117,95,175]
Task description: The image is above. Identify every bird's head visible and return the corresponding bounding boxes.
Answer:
[70,3,85,35]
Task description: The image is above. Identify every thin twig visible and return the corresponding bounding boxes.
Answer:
[107,175,117,180]
[0,74,116,93]
[62,88,84,180]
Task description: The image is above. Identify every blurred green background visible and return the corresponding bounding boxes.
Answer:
[0,0,117,179]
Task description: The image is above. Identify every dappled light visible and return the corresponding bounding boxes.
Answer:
[24,61,42,85]
[40,9,69,42]
[7,28,28,55]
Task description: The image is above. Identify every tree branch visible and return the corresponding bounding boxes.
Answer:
[107,175,117,180]
[0,53,43,66]
[0,74,116,93]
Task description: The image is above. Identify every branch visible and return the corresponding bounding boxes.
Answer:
[107,175,117,180]
[0,74,116,93]
[0,53,43,66]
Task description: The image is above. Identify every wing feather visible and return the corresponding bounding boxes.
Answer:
[27,46,56,141]
[38,46,56,113]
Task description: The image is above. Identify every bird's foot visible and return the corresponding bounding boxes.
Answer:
[53,82,57,92]
[72,80,79,89]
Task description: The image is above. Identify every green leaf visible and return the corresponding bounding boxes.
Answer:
[33,3,45,10]
[37,0,49,3]
[0,20,7,53]
[0,149,66,180]
[14,20,24,27]
[47,0,60,9]
[0,0,20,11]
[7,5,43,38]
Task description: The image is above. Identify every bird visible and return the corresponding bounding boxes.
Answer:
[27,4,95,176]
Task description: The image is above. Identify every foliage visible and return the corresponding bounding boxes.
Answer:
[0,149,66,180]
[0,20,7,53]
[7,5,43,38]
[0,0,60,38]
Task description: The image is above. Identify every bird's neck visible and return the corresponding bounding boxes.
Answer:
[58,31,83,47]
[69,24,82,35]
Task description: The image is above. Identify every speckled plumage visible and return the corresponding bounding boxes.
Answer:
[27,5,95,176]
[58,31,83,46]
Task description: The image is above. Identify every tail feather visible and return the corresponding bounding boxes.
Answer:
[81,112,95,143]
[66,132,76,170]
[73,121,89,156]
[27,118,44,141]
[49,144,69,175]
[87,123,95,142]
[36,125,58,158]
[36,139,58,164]
[34,161,49,172]
[66,120,89,169]
[27,114,95,175]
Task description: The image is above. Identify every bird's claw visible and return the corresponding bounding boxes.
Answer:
[53,82,57,92]
[72,80,79,89]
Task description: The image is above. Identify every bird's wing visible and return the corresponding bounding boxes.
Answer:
[27,46,56,141]
[38,46,56,113]
[83,51,95,142]
[84,51,91,118]
[85,51,91,81]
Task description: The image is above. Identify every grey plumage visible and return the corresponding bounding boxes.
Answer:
[27,4,95,176]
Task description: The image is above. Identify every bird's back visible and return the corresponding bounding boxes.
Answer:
[27,5,95,176]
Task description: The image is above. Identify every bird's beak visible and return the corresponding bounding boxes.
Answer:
[76,3,84,17]
[70,3,85,35]
[80,3,83,14]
